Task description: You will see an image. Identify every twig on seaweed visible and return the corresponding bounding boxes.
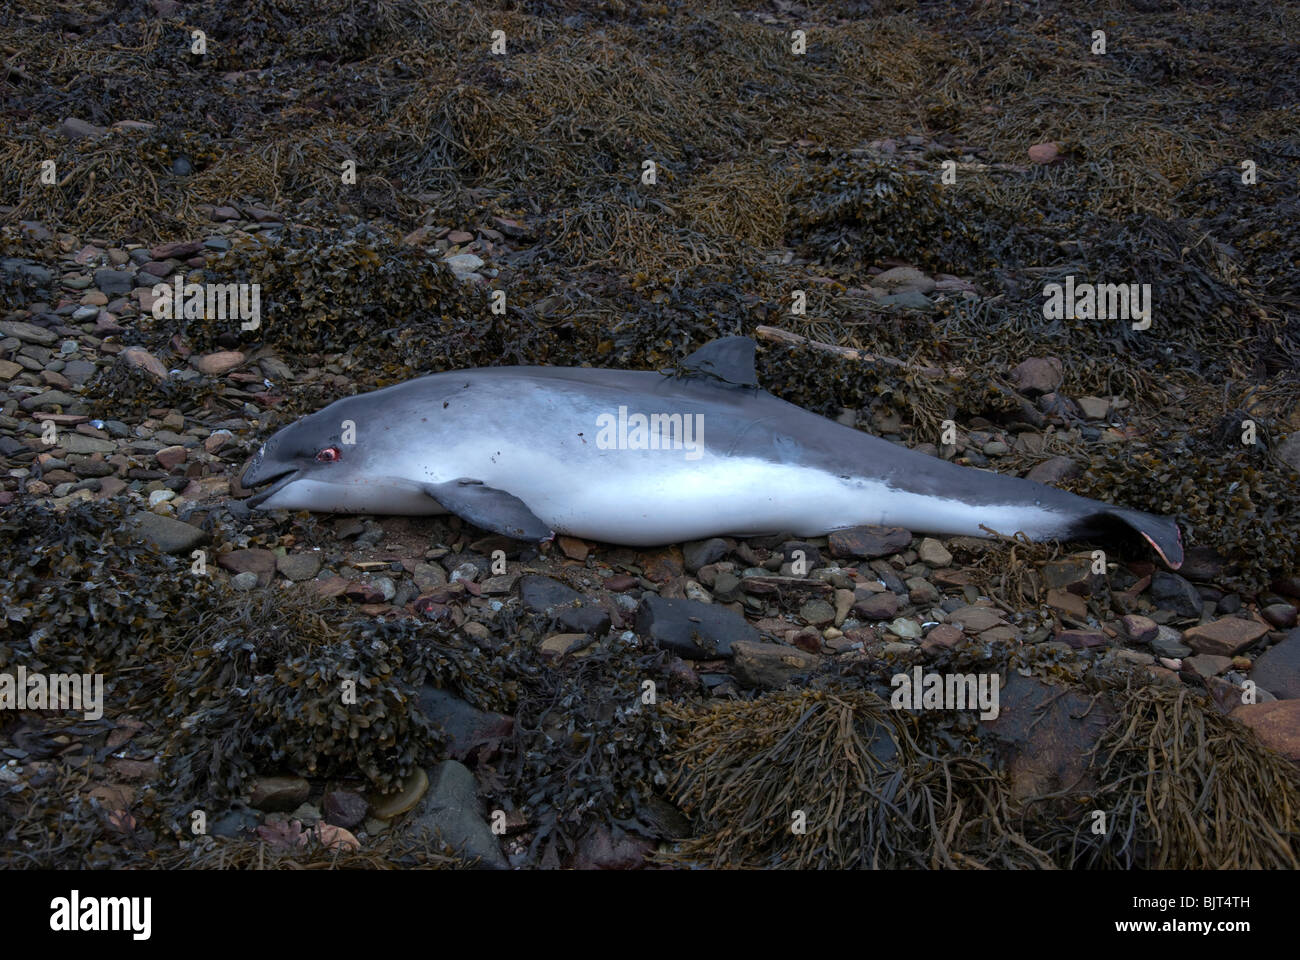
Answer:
[753,324,943,376]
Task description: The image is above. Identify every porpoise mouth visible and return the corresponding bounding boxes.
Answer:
[243,466,298,507]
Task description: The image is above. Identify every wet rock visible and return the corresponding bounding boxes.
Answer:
[0,320,58,346]
[683,537,729,572]
[984,675,1114,804]
[249,775,310,812]
[1231,700,1300,763]
[323,789,368,830]
[1010,356,1063,396]
[134,512,208,554]
[417,685,513,762]
[634,594,756,658]
[1150,571,1202,617]
[276,552,322,581]
[731,640,820,689]
[921,623,963,653]
[369,768,429,820]
[1248,629,1300,699]
[1261,603,1298,629]
[1183,617,1270,657]
[828,525,911,559]
[517,574,610,635]
[408,761,506,869]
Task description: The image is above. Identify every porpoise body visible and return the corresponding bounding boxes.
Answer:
[242,337,1183,567]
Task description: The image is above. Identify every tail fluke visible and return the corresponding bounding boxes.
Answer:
[1099,506,1184,569]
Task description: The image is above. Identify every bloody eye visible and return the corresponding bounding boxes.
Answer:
[316,446,341,463]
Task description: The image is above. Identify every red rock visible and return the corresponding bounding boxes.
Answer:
[1046,588,1087,619]
[193,351,245,376]
[1028,141,1061,164]
[217,548,277,586]
[558,536,589,561]
[1010,356,1064,395]
[1232,700,1300,763]
[921,623,963,653]
[641,546,684,583]
[118,346,169,381]
[1121,614,1158,643]
[149,240,204,259]
[828,525,912,559]
[1058,629,1107,649]
[155,445,187,470]
[447,230,474,244]
[1183,617,1270,657]
[605,574,639,592]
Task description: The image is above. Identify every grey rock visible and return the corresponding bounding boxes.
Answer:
[417,685,513,762]
[683,537,729,572]
[1250,628,1300,699]
[409,761,506,869]
[231,571,260,591]
[1151,626,1192,659]
[1150,571,1201,618]
[134,512,208,554]
[635,594,757,658]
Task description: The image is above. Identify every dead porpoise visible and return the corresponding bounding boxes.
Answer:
[242,336,1183,567]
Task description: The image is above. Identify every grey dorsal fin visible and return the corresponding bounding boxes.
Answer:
[424,479,553,542]
[680,336,758,388]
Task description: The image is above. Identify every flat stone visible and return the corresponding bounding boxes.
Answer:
[731,640,820,689]
[93,268,134,295]
[1076,396,1111,420]
[276,552,322,581]
[135,512,208,554]
[852,590,899,620]
[1046,588,1087,620]
[634,594,756,659]
[0,320,58,346]
[873,266,935,294]
[118,346,169,381]
[1151,627,1193,659]
[1183,617,1270,657]
[249,775,310,812]
[193,351,245,376]
[828,525,911,559]
[1185,654,1233,679]
[1248,628,1300,699]
[61,434,116,454]
[539,633,595,658]
[1231,700,1300,764]
[217,548,277,587]
[1024,457,1081,485]
[155,444,186,470]
[947,605,1005,633]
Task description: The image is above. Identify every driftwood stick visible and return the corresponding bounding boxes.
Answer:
[754,325,943,376]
